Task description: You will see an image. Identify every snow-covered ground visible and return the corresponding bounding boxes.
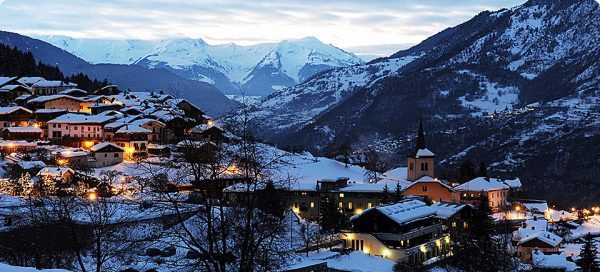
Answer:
[0,263,70,272]
[286,250,395,272]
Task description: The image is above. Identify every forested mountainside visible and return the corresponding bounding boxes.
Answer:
[252,0,600,207]
[0,31,234,116]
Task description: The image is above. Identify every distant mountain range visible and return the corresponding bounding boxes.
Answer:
[37,36,365,96]
[0,31,235,116]
[249,0,600,206]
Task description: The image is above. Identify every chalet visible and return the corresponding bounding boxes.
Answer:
[402,176,459,203]
[512,217,549,246]
[37,166,75,182]
[0,140,37,154]
[33,109,69,138]
[2,127,43,141]
[0,76,19,88]
[12,160,46,177]
[531,251,578,272]
[17,77,45,87]
[88,142,123,167]
[130,118,166,143]
[339,199,450,264]
[0,85,31,103]
[94,85,121,96]
[429,202,474,231]
[31,80,77,95]
[189,124,226,143]
[15,94,33,106]
[121,106,144,115]
[54,149,89,166]
[0,106,33,129]
[88,103,123,115]
[47,113,115,147]
[111,124,150,160]
[59,88,88,97]
[516,231,562,262]
[27,95,85,112]
[176,99,205,121]
[454,177,510,211]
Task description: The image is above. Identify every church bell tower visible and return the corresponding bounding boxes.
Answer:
[407,120,435,181]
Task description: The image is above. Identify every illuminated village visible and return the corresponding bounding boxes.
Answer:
[0,75,597,271]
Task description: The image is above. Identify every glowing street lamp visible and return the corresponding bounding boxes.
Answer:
[87,192,98,201]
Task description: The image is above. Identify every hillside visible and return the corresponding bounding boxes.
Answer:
[0,31,234,116]
[38,36,365,96]
[252,0,600,206]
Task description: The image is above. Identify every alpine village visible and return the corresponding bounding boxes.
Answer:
[0,0,598,272]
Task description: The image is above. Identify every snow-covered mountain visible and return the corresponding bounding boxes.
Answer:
[37,36,364,96]
[247,0,600,206]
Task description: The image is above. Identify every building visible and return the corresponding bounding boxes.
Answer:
[402,176,460,203]
[130,119,166,143]
[429,202,474,231]
[47,113,115,147]
[27,95,85,112]
[37,166,75,182]
[54,149,89,166]
[0,106,33,129]
[407,121,435,182]
[88,142,124,167]
[31,80,77,95]
[339,199,450,264]
[0,85,31,103]
[111,124,150,160]
[33,109,69,138]
[1,127,43,140]
[516,231,562,262]
[531,251,579,272]
[454,177,510,211]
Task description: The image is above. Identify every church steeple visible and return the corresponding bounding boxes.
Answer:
[415,119,426,150]
[407,119,435,181]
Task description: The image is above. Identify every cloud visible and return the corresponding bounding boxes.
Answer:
[0,0,526,56]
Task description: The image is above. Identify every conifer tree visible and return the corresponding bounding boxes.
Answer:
[380,184,390,204]
[577,233,599,272]
[393,182,403,203]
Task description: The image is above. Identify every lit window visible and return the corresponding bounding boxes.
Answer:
[348,202,353,209]
[338,202,343,208]
[368,203,372,208]
[452,222,457,228]
[310,202,314,208]
[339,193,345,198]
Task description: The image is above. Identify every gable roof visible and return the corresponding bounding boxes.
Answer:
[90,142,124,152]
[517,231,562,247]
[48,113,114,124]
[430,202,472,219]
[32,80,76,88]
[37,166,74,177]
[116,124,151,134]
[406,176,455,191]
[28,94,83,103]
[0,106,32,115]
[351,199,435,225]
[2,127,43,133]
[0,76,18,86]
[454,177,510,191]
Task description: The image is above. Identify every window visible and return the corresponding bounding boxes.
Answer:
[422,186,427,192]
[368,203,372,208]
[310,202,314,208]
[104,154,107,157]
[421,163,425,171]
[339,193,344,198]
[338,202,343,208]
[348,202,353,209]
[74,126,78,130]
[452,222,457,228]
[425,163,429,171]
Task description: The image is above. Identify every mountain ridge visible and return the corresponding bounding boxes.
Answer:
[37,35,365,96]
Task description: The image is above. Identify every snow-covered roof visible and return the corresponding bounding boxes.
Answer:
[59,88,87,95]
[34,109,68,114]
[0,106,32,115]
[17,76,45,85]
[15,94,32,100]
[32,80,77,88]
[116,125,151,134]
[0,76,17,86]
[352,199,435,225]
[130,118,165,127]
[90,142,124,152]
[517,231,562,247]
[56,150,88,158]
[532,252,573,270]
[503,178,522,189]
[454,177,509,191]
[0,140,37,148]
[0,84,30,91]
[523,201,549,212]
[415,148,435,157]
[431,202,471,219]
[28,94,83,103]
[2,127,42,133]
[37,166,74,177]
[48,113,114,124]
[17,160,46,170]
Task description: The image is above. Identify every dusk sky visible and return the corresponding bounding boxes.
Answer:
[0,0,525,57]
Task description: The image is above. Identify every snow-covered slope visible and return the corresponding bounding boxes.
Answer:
[38,36,364,96]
